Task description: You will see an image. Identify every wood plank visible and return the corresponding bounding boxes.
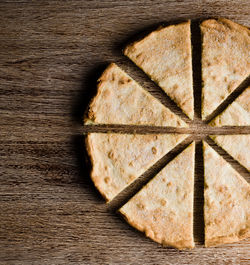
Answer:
[0,0,249,264]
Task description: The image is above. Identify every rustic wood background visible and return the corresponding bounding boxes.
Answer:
[0,0,249,264]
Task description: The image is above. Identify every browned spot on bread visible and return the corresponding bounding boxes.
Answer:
[160,199,166,206]
[102,89,110,98]
[108,150,114,159]
[104,177,110,184]
[239,228,247,236]
[119,79,125,85]
[88,109,95,120]
[218,185,228,193]
[151,147,157,154]
[214,218,222,225]
[129,175,136,181]
[228,81,237,93]
[136,52,142,59]
[167,182,172,187]
[137,203,145,210]
[173,84,178,90]
[177,120,182,126]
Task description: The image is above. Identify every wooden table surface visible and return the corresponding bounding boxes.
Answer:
[0,1,249,264]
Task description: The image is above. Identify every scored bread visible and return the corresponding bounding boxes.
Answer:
[201,18,250,120]
[209,86,250,126]
[119,142,195,249]
[86,133,187,202]
[124,21,194,119]
[84,63,187,127]
[210,135,250,171]
[203,142,250,247]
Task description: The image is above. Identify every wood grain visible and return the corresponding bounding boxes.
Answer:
[0,1,249,264]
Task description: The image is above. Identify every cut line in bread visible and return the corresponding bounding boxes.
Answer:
[86,133,187,202]
[210,135,250,171]
[209,86,250,126]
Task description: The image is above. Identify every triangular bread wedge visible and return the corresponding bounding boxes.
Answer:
[209,87,250,126]
[210,135,250,171]
[86,133,187,202]
[85,63,187,127]
[203,142,250,247]
[124,21,194,119]
[201,18,250,120]
[119,142,195,249]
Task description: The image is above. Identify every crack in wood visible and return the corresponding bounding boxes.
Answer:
[81,124,250,135]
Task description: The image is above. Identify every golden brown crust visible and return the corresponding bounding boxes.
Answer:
[85,134,110,201]
[119,143,195,249]
[203,142,250,247]
[205,230,250,248]
[86,133,187,202]
[201,18,250,119]
[210,135,250,171]
[84,63,187,127]
[209,86,250,126]
[84,63,115,124]
[124,21,194,119]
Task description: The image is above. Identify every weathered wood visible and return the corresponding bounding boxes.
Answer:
[0,1,249,264]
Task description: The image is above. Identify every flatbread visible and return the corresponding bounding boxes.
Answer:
[201,18,250,120]
[85,63,187,127]
[119,142,195,249]
[209,86,250,126]
[210,135,250,171]
[124,21,194,119]
[86,133,187,202]
[203,142,250,247]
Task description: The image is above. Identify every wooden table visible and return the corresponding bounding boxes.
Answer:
[0,1,249,264]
